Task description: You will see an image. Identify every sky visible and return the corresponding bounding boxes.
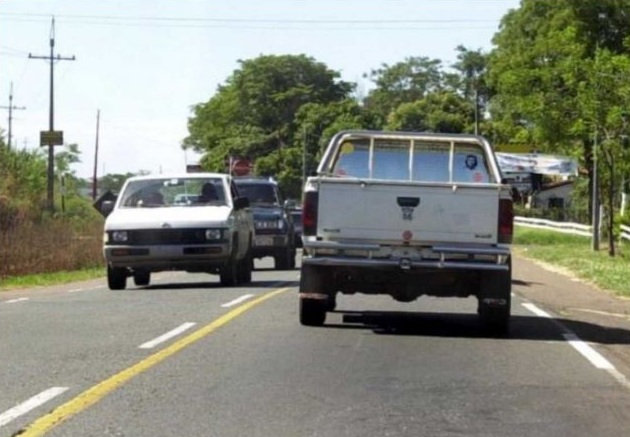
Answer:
[0,0,521,179]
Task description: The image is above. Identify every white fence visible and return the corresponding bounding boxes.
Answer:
[514,216,592,237]
[515,217,630,243]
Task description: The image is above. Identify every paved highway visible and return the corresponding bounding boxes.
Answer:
[1,255,630,437]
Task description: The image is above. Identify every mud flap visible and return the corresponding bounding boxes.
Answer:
[478,257,512,337]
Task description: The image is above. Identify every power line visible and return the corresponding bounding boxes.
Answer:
[2,12,500,25]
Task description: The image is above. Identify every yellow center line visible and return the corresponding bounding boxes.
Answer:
[20,287,290,437]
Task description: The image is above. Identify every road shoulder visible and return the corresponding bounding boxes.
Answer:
[513,254,630,377]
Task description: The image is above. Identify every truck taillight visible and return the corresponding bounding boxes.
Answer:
[303,191,319,236]
[498,198,513,244]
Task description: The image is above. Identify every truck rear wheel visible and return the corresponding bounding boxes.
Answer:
[107,266,127,290]
[299,298,326,326]
[478,258,512,336]
[299,265,330,326]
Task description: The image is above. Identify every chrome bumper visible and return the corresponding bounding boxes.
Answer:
[302,241,510,271]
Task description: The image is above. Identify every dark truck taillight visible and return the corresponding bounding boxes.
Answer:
[302,191,319,236]
[498,198,514,244]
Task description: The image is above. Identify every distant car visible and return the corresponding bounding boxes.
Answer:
[289,209,303,248]
[234,177,297,270]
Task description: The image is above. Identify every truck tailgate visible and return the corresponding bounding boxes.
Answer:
[317,178,501,245]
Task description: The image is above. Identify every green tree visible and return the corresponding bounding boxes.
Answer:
[98,173,136,193]
[184,54,354,183]
[363,56,446,123]
[577,52,630,255]
[451,45,491,135]
[487,0,630,240]
[386,91,473,133]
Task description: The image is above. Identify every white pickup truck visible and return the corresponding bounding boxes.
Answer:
[299,130,514,335]
[100,173,254,290]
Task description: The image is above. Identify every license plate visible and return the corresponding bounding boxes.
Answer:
[255,236,274,246]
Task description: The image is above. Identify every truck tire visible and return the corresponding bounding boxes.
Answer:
[220,262,238,286]
[133,270,151,286]
[236,250,252,284]
[107,266,127,290]
[289,247,297,270]
[220,241,239,287]
[298,265,330,326]
[478,258,512,336]
[299,298,326,326]
[274,246,294,271]
[324,293,337,312]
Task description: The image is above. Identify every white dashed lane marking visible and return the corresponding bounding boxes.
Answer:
[4,298,29,304]
[0,387,69,427]
[221,294,254,308]
[139,323,197,349]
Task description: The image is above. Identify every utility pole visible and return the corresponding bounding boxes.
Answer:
[29,17,75,212]
[591,128,600,250]
[92,110,100,201]
[302,126,307,187]
[591,12,607,251]
[0,82,26,150]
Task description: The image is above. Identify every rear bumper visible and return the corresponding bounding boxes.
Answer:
[302,240,510,271]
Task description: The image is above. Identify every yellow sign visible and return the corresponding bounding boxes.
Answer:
[40,130,64,146]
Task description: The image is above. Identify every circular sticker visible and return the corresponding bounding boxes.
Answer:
[402,230,413,241]
[340,142,355,155]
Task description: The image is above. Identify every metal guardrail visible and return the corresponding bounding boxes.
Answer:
[514,216,592,238]
[621,224,630,243]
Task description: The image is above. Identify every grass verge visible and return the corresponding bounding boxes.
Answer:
[0,267,105,292]
[513,226,630,298]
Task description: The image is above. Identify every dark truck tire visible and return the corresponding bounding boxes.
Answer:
[220,240,240,287]
[478,257,512,337]
[299,265,330,326]
[107,266,127,290]
[236,250,253,284]
[274,245,295,271]
[220,261,238,286]
[299,298,326,326]
[133,270,151,286]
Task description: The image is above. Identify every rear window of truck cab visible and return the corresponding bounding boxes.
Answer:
[331,138,492,183]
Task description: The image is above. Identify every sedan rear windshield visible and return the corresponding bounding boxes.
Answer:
[119,177,227,208]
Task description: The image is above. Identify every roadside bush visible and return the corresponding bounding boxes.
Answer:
[0,216,104,279]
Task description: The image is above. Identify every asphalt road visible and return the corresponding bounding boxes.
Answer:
[1,255,630,437]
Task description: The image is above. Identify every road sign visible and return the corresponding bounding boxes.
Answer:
[40,130,64,146]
